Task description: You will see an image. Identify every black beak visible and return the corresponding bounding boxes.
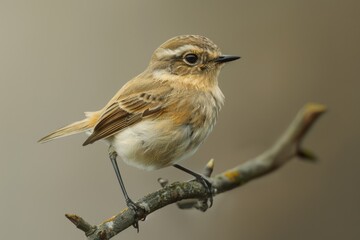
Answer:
[214,55,241,63]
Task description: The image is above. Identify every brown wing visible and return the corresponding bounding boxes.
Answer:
[82,91,168,146]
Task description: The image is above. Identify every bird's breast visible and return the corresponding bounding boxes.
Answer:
[111,87,224,171]
[111,119,201,170]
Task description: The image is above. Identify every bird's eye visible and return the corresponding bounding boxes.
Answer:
[183,53,199,65]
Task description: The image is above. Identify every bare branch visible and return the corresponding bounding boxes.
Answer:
[66,103,326,240]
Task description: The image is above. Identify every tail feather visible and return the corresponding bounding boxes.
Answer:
[38,118,91,143]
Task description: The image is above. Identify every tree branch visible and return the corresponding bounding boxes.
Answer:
[65,103,326,240]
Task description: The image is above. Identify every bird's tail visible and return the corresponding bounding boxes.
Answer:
[38,118,92,143]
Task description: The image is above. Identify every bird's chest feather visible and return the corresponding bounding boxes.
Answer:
[112,89,223,170]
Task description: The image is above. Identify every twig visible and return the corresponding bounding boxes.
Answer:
[66,103,326,240]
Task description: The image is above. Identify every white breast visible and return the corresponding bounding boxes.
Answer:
[110,119,205,171]
[104,87,224,171]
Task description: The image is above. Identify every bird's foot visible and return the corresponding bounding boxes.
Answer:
[173,164,214,211]
[194,174,214,211]
[126,199,146,232]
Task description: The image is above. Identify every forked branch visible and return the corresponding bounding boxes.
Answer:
[66,103,326,240]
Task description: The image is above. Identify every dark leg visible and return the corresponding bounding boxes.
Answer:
[109,150,144,232]
[173,164,214,208]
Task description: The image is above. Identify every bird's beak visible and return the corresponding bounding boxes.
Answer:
[214,55,241,63]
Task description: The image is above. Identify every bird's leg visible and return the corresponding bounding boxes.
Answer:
[109,148,145,232]
[173,164,214,209]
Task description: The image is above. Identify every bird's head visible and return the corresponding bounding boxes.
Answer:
[148,35,240,88]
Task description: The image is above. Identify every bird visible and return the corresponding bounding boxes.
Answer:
[39,35,239,229]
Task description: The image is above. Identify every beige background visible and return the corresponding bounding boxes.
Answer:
[1,0,359,239]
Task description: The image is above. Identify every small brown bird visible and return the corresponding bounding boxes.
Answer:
[39,35,239,228]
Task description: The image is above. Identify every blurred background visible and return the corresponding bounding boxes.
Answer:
[0,0,359,239]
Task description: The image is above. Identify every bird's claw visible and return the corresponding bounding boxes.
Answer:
[126,200,146,232]
[196,175,214,210]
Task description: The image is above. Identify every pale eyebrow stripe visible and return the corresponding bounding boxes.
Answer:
[156,44,203,59]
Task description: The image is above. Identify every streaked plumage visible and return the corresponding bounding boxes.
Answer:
[39,35,239,171]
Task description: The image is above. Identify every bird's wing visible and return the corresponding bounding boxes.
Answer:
[82,86,173,146]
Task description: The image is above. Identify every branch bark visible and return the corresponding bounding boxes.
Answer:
[65,103,326,240]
